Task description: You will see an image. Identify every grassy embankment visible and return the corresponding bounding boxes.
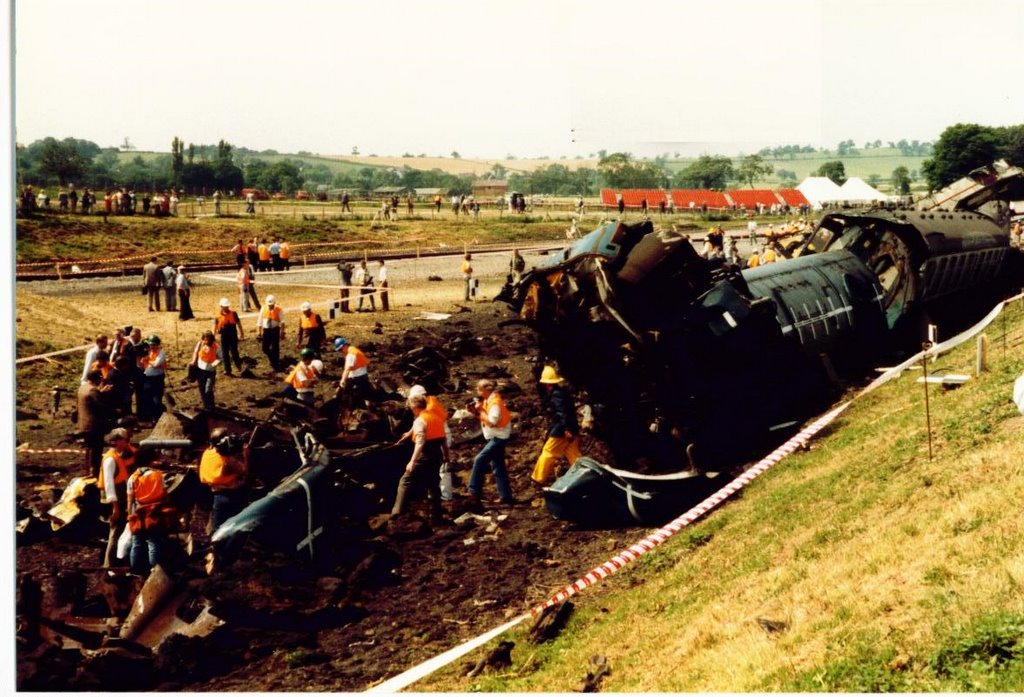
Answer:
[14,208,574,265]
[417,303,1024,692]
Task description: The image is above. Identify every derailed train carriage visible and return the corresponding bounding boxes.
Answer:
[505,161,1024,526]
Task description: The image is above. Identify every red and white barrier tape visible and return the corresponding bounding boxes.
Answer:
[366,292,1023,692]
[530,401,851,614]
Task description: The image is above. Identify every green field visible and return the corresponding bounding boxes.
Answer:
[666,147,929,192]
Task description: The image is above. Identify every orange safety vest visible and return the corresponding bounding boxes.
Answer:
[279,242,290,259]
[258,244,270,261]
[131,467,168,505]
[747,253,761,268]
[481,392,511,428]
[286,362,316,392]
[419,409,447,441]
[425,395,448,422]
[461,260,472,275]
[199,448,246,490]
[98,446,136,491]
[216,310,239,331]
[128,467,174,533]
[300,312,323,330]
[260,306,282,324]
[141,347,165,371]
[347,346,369,370]
[90,360,112,380]
[197,341,219,367]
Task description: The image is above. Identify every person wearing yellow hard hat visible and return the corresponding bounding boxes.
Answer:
[531,365,582,485]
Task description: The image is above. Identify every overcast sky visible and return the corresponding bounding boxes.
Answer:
[12,0,1024,158]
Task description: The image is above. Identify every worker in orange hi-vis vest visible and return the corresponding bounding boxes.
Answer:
[99,427,137,567]
[467,379,515,505]
[126,466,176,575]
[296,301,327,353]
[189,330,222,410]
[200,427,250,532]
[391,394,450,523]
[284,348,320,406]
[333,337,373,407]
[214,298,245,375]
[256,295,284,372]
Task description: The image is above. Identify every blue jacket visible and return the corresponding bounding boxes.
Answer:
[544,384,578,439]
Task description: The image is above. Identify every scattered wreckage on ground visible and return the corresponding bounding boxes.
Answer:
[505,160,1024,526]
[16,341,500,689]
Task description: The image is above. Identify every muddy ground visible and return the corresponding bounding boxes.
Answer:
[15,252,636,692]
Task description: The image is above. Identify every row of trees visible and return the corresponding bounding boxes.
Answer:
[17,124,1023,197]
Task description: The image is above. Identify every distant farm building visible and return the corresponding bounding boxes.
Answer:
[472,179,508,199]
[414,187,444,199]
[373,186,408,199]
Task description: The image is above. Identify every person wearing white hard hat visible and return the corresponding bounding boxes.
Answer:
[257,294,284,372]
[213,298,245,376]
[400,384,454,499]
[296,301,327,353]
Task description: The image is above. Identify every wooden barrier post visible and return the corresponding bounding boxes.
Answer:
[55,264,62,281]
[921,340,933,461]
[303,254,307,268]
[976,334,988,376]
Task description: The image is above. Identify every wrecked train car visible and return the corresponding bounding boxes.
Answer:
[509,219,890,475]
[803,160,1024,338]
[507,164,1024,523]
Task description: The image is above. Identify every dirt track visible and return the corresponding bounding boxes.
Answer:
[15,247,631,691]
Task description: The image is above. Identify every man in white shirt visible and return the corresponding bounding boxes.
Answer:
[82,334,109,383]
[377,259,389,311]
[467,379,515,505]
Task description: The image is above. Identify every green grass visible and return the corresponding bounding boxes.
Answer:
[416,301,1024,692]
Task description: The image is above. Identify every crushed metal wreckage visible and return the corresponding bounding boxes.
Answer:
[16,354,482,688]
[503,161,1024,526]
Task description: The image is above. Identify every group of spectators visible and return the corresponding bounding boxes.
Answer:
[19,185,181,218]
[142,258,194,319]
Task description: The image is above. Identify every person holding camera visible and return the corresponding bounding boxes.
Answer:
[199,427,250,532]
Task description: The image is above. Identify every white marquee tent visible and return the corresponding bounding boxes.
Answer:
[796,176,843,209]
[839,177,891,204]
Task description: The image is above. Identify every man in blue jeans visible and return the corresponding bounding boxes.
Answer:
[467,379,515,505]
